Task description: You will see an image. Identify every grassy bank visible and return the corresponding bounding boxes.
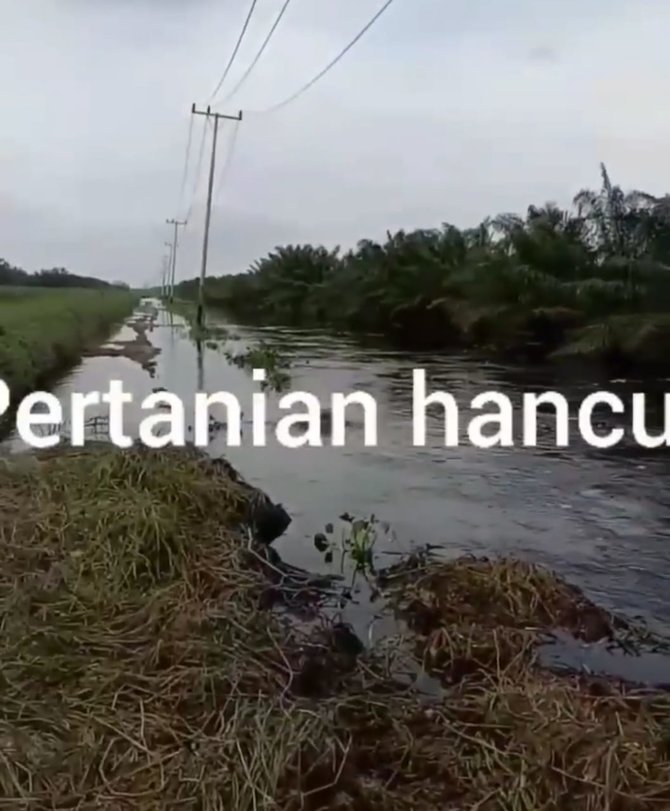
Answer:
[0,442,668,808]
[176,164,670,369]
[0,287,137,401]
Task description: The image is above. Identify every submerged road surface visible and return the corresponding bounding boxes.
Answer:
[4,301,670,680]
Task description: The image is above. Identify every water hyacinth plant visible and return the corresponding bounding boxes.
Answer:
[314,513,392,585]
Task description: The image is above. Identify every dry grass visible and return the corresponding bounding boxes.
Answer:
[0,444,328,809]
[375,554,670,808]
[0,444,669,809]
[382,555,621,682]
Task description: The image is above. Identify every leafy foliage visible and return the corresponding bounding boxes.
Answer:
[176,166,670,364]
[224,342,292,392]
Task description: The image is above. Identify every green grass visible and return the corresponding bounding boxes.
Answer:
[0,287,138,402]
[0,285,53,300]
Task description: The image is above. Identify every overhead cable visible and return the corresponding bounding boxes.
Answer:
[209,0,260,102]
[214,119,242,201]
[176,113,194,215]
[221,0,293,104]
[248,0,397,114]
[185,117,210,222]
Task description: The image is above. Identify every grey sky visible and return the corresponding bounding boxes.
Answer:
[2,0,669,285]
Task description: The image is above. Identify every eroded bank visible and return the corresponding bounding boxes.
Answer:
[0,442,669,809]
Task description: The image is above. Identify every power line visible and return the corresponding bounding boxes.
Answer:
[248,0,397,114]
[209,0,260,103]
[185,116,210,222]
[214,119,242,202]
[176,113,194,214]
[221,0,293,104]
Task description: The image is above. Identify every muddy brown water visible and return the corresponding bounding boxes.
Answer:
[3,300,670,686]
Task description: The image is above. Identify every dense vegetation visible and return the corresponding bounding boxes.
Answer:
[0,287,136,403]
[0,258,129,290]
[176,164,670,367]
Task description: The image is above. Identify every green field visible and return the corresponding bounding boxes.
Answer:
[0,286,137,401]
[0,285,55,299]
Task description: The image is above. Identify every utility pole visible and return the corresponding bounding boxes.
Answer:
[165,219,186,303]
[162,241,172,299]
[160,256,166,298]
[191,103,243,329]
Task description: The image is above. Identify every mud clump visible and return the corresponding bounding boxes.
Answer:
[383,555,622,683]
[0,445,669,809]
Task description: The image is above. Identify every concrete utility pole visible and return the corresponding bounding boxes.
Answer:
[191,103,243,329]
[162,241,173,299]
[165,219,187,303]
[160,257,167,297]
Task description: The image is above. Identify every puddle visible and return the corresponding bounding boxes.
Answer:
[84,305,160,374]
[539,630,670,686]
[111,323,140,343]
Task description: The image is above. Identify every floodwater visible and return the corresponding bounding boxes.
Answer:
[4,301,670,683]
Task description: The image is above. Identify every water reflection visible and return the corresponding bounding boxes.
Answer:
[196,339,204,391]
[3,304,670,643]
[190,310,670,634]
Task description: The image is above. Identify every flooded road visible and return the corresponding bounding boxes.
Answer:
[4,301,670,677]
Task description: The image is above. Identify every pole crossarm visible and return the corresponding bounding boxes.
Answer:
[191,104,243,122]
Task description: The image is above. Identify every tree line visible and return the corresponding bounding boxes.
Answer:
[0,260,129,290]
[175,164,670,367]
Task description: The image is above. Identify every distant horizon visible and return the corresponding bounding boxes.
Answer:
[7,161,670,291]
[3,1,670,285]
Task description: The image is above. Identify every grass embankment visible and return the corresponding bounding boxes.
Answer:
[175,165,670,368]
[0,287,137,400]
[0,443,668,808]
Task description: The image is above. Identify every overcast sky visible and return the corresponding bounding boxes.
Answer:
[2,0,670,285]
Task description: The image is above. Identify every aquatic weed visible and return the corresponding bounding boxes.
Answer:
[224,342,292,392]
